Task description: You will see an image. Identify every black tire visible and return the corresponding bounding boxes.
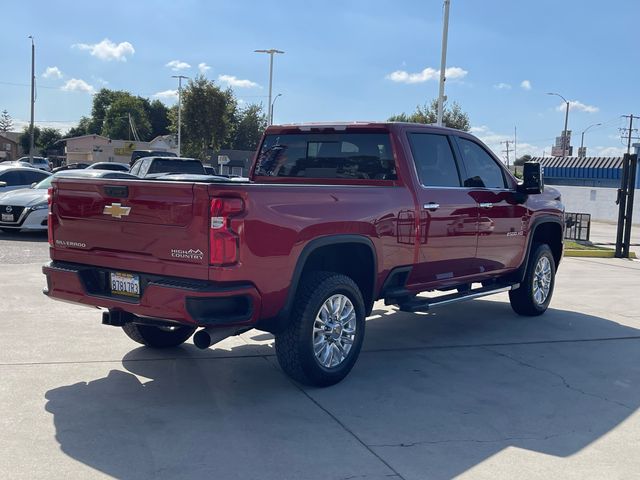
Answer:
[275,271,366,387]
[122,323,196,348]
[509,243,556,316]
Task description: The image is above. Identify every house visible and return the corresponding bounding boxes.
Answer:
[212,149,255,176]
[0,132,23,162]
[62,135,178,164]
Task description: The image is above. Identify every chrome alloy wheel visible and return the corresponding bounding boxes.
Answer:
[532,256,552,305]
[313,294,357,368]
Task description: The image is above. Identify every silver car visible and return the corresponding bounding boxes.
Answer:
[17,156,51,172]
[0,169,135,233]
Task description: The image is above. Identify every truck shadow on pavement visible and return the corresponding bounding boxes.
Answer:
[45,301,640,480]
[0,230,47,242]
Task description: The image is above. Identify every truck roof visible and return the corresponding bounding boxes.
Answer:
[265,121,466,135]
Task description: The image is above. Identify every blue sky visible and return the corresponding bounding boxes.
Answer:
[2,0,638,159]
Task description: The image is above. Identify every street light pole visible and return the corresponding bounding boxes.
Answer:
[254,49,284,126]
[547,92,570,156]
[28,35,35,162]
[579,122,602,156]
[172,75,188,156]
[436,0,451,127]
[271,93,282,124]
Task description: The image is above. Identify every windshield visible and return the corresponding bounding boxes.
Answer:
[33,175,54,189]
[147,159,205,175]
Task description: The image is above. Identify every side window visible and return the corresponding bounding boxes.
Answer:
[457,138,506,189]
[22,170,47,184]
[408,133,461,187]
[139,159,152,176]
[0,171,22,185]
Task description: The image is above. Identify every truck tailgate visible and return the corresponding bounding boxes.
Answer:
[50,179,211,280]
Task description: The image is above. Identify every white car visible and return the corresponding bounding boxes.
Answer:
[0,169,135,232]
[17,156,51,172]
[0,166,50,194]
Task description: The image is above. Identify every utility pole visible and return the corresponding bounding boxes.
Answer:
[271,93,282,125]
[514,126,517,163]
[172,75,188,156]
[28,35,35,162]
[615,114,639,258]
[501,140,513,168]
[436,0,451,126]
[255,49,284,126]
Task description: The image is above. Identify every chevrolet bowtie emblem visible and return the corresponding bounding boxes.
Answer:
[103,203,131,219]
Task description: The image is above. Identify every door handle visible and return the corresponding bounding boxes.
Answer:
[479,202,493,209]
[423,202,440,211]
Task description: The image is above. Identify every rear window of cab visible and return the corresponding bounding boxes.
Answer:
[255,133,397,181]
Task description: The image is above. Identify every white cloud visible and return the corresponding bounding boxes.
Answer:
[494,82,511,90]
[592,146,626,156]
[386,66,468,84]
[42,66,63,79]
[166,60,191,71]
[73,39,135,62]
[556,100,599,113]
[520,80,532,90]
[61,78,95,94]
[218,74,260,88]
[153,89,179,100]
[198,62,211,74]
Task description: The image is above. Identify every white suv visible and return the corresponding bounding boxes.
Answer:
[17,156,51,172]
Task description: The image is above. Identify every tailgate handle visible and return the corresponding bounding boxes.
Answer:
[104,185,129,198]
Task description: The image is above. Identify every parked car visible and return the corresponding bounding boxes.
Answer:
[129,156,206,177]
[85,162,130,172]
[0,166,50,194]
[17,156,51,172]
[43,122,564,387]
[0,170,135,233]
[130,150,177,166]
[51,163,90,173]
[203,164,216,175]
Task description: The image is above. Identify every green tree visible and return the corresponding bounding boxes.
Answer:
[88,88,119,134]
[0,110,13,132]
[145,99,170,139]
[514,154,532,166]
[66,117,92,138]
[389,99,470,131]
[19,125,41,154]
[232,104,267,150]
[181,76,237,159]
[38,128,62,154]
[102,94,152,141]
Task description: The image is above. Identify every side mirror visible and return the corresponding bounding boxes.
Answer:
[517,162,544,195]
[0,181,6,188]
[31,182,37,188]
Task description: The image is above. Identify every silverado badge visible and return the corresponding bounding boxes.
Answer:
[103,203,131,219]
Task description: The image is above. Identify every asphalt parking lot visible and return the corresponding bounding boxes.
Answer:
[2,230,640,479]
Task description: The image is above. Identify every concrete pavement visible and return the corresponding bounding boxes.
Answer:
[1,236,640,479]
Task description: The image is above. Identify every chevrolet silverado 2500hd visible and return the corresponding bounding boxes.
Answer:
[42,122,564,386]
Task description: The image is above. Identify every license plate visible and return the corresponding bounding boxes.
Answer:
[110,272,140,298]
[1,213,14,222]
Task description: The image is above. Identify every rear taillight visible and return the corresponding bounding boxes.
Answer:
[47,187,54,247]
[209,197,244,265]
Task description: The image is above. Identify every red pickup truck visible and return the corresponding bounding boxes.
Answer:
[43,122,564,386]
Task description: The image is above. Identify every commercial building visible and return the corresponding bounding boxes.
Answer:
[62,135,178,164]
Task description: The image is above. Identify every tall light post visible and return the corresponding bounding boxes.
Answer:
[172,75,189,156]
[254,49,284,126]
[547,92,570,156]
[579,123,601,157]
[436,0,451,126]
[271,93,282,124]
[28,35,35,162]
